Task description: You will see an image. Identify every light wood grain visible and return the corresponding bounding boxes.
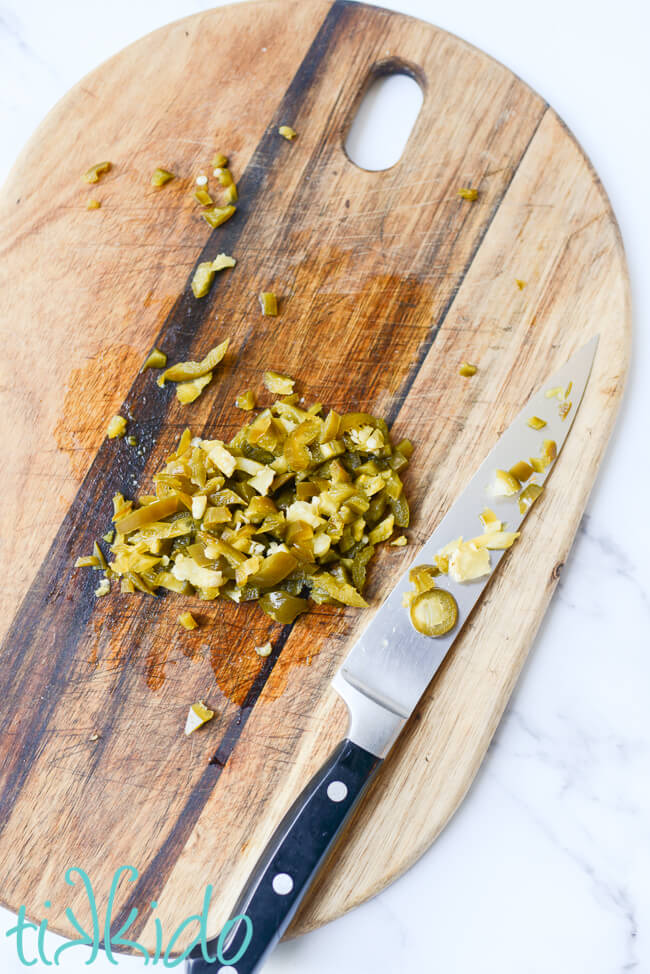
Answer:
[0,0,630,954]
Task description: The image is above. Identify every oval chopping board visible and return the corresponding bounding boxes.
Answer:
[0,0,630,955]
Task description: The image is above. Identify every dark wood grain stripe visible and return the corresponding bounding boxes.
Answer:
[107,622,294,938]
[0,0,349,830]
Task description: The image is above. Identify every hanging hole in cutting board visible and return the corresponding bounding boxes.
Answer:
[344,68,423,171]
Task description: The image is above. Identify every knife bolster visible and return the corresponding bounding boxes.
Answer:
[331,672,407,758]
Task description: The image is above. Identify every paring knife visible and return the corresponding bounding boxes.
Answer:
[186,337,598,973]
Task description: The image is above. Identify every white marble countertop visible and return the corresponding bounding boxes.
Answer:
[1,0,648,970]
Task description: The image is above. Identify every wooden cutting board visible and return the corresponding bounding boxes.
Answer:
[0,0,630,955]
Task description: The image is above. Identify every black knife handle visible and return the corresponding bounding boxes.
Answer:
[185,738,381,973]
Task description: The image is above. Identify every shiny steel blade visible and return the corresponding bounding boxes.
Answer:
[332,337,598,752]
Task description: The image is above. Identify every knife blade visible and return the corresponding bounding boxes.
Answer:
[186,336,598,974]
[333,334,599,756]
